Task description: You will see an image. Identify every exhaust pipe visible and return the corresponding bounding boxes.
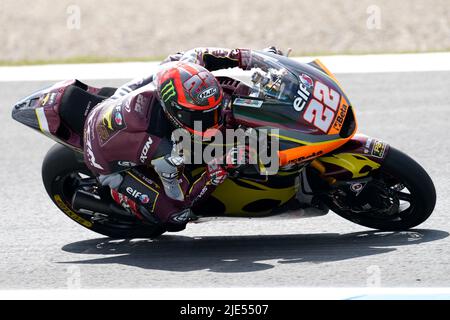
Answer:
[71,190,133,220]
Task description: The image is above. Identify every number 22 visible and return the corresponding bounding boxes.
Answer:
[303,81,340,133]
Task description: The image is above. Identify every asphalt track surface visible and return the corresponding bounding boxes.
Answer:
[0,72,449,289]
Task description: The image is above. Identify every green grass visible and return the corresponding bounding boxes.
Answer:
[0,49,448,66]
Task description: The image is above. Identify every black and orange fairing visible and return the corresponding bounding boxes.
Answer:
[232,52,358,167]
[155,62,224,137]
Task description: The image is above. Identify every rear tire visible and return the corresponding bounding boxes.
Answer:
[42,144,166,239]
[330,147,436,231]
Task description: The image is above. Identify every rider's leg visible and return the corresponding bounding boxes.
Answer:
[100,169,191,230]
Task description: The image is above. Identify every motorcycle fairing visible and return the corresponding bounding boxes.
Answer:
[12,79,106,151]
[191,165,301,216]
[314,134,390,181]
[229,52,358,166]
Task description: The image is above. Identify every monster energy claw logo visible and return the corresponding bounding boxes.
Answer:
[161,80,177,102]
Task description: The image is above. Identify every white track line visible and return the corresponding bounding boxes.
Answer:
[1,287,450,300]
[0,52,449,82]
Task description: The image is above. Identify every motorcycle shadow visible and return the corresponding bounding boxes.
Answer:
[61,229,448,273]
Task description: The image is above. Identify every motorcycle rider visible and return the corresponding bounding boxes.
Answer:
[83,48,257,231]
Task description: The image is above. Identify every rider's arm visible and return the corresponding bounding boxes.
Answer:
[183,143,249,207]
[184,160,229,207]
[84,89,172,178]
[110,75,155,100]
[111,46,263,100]
[168,47,253,71]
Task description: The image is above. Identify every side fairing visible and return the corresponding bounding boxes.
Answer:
[313,134,390,181]
[232,52,357,166]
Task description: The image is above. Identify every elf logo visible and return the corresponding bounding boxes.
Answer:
[126,187,142,198]
[126,187,150,204]
[293,76,312,112]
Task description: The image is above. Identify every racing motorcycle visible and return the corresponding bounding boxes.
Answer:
[11,51,436,238]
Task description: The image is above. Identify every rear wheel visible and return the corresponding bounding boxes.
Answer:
[325,147,436,231]
[42,144,165,238]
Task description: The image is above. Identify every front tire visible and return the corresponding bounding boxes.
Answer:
[42,144,166,239]
[329,147,436,231]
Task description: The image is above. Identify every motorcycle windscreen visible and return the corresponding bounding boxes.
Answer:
[225,53,357,165]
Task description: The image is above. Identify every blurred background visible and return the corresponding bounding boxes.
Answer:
[1,0,449,64]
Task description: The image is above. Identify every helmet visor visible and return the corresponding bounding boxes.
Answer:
[174,104,223,133]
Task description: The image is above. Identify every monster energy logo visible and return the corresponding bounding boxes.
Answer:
[161,80,177,102]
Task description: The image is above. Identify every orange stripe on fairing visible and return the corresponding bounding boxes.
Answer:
[314,59,338,82]
[278,138,350,166]
[328,97,349,135]
[313,59,347,93]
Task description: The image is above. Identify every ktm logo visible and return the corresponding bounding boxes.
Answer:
[161,80,176,102]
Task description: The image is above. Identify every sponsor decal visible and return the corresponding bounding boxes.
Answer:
[303,81,341,133]
[114,112,123,126]
[364,137,374,154]
[98,104,126,145]
[140,136,154,163]
[286,150,324,165]
[233,98,263,108]
[135,94,148,114]
[102,105,115,130]
[170,209,190,223]
[371,140,386,158]
[139,194,150,204]
[293,76,312,112]
[118,161,136,167]
[139,174,160,189]
[299,74,314,89]
[102,104,125,130]
[126,187,150,204]
[365,138,373,149]
[350,182,366,195]
[40,92,57,106]
[54,195,93,228]
[332,103,349,131]
[85,115,104,170]
[97,124,110,143]
[161,80,177,102]
[196,186,209,201]
[198,87,217,100]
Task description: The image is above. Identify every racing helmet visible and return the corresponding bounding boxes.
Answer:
[155,62,224,137]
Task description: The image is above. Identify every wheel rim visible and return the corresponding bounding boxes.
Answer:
[328,170,418,224]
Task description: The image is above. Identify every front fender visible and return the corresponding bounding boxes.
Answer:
[313,134,389,180]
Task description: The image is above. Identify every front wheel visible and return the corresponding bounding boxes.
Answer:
[42,144,166,239]
[326,147,436,231]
